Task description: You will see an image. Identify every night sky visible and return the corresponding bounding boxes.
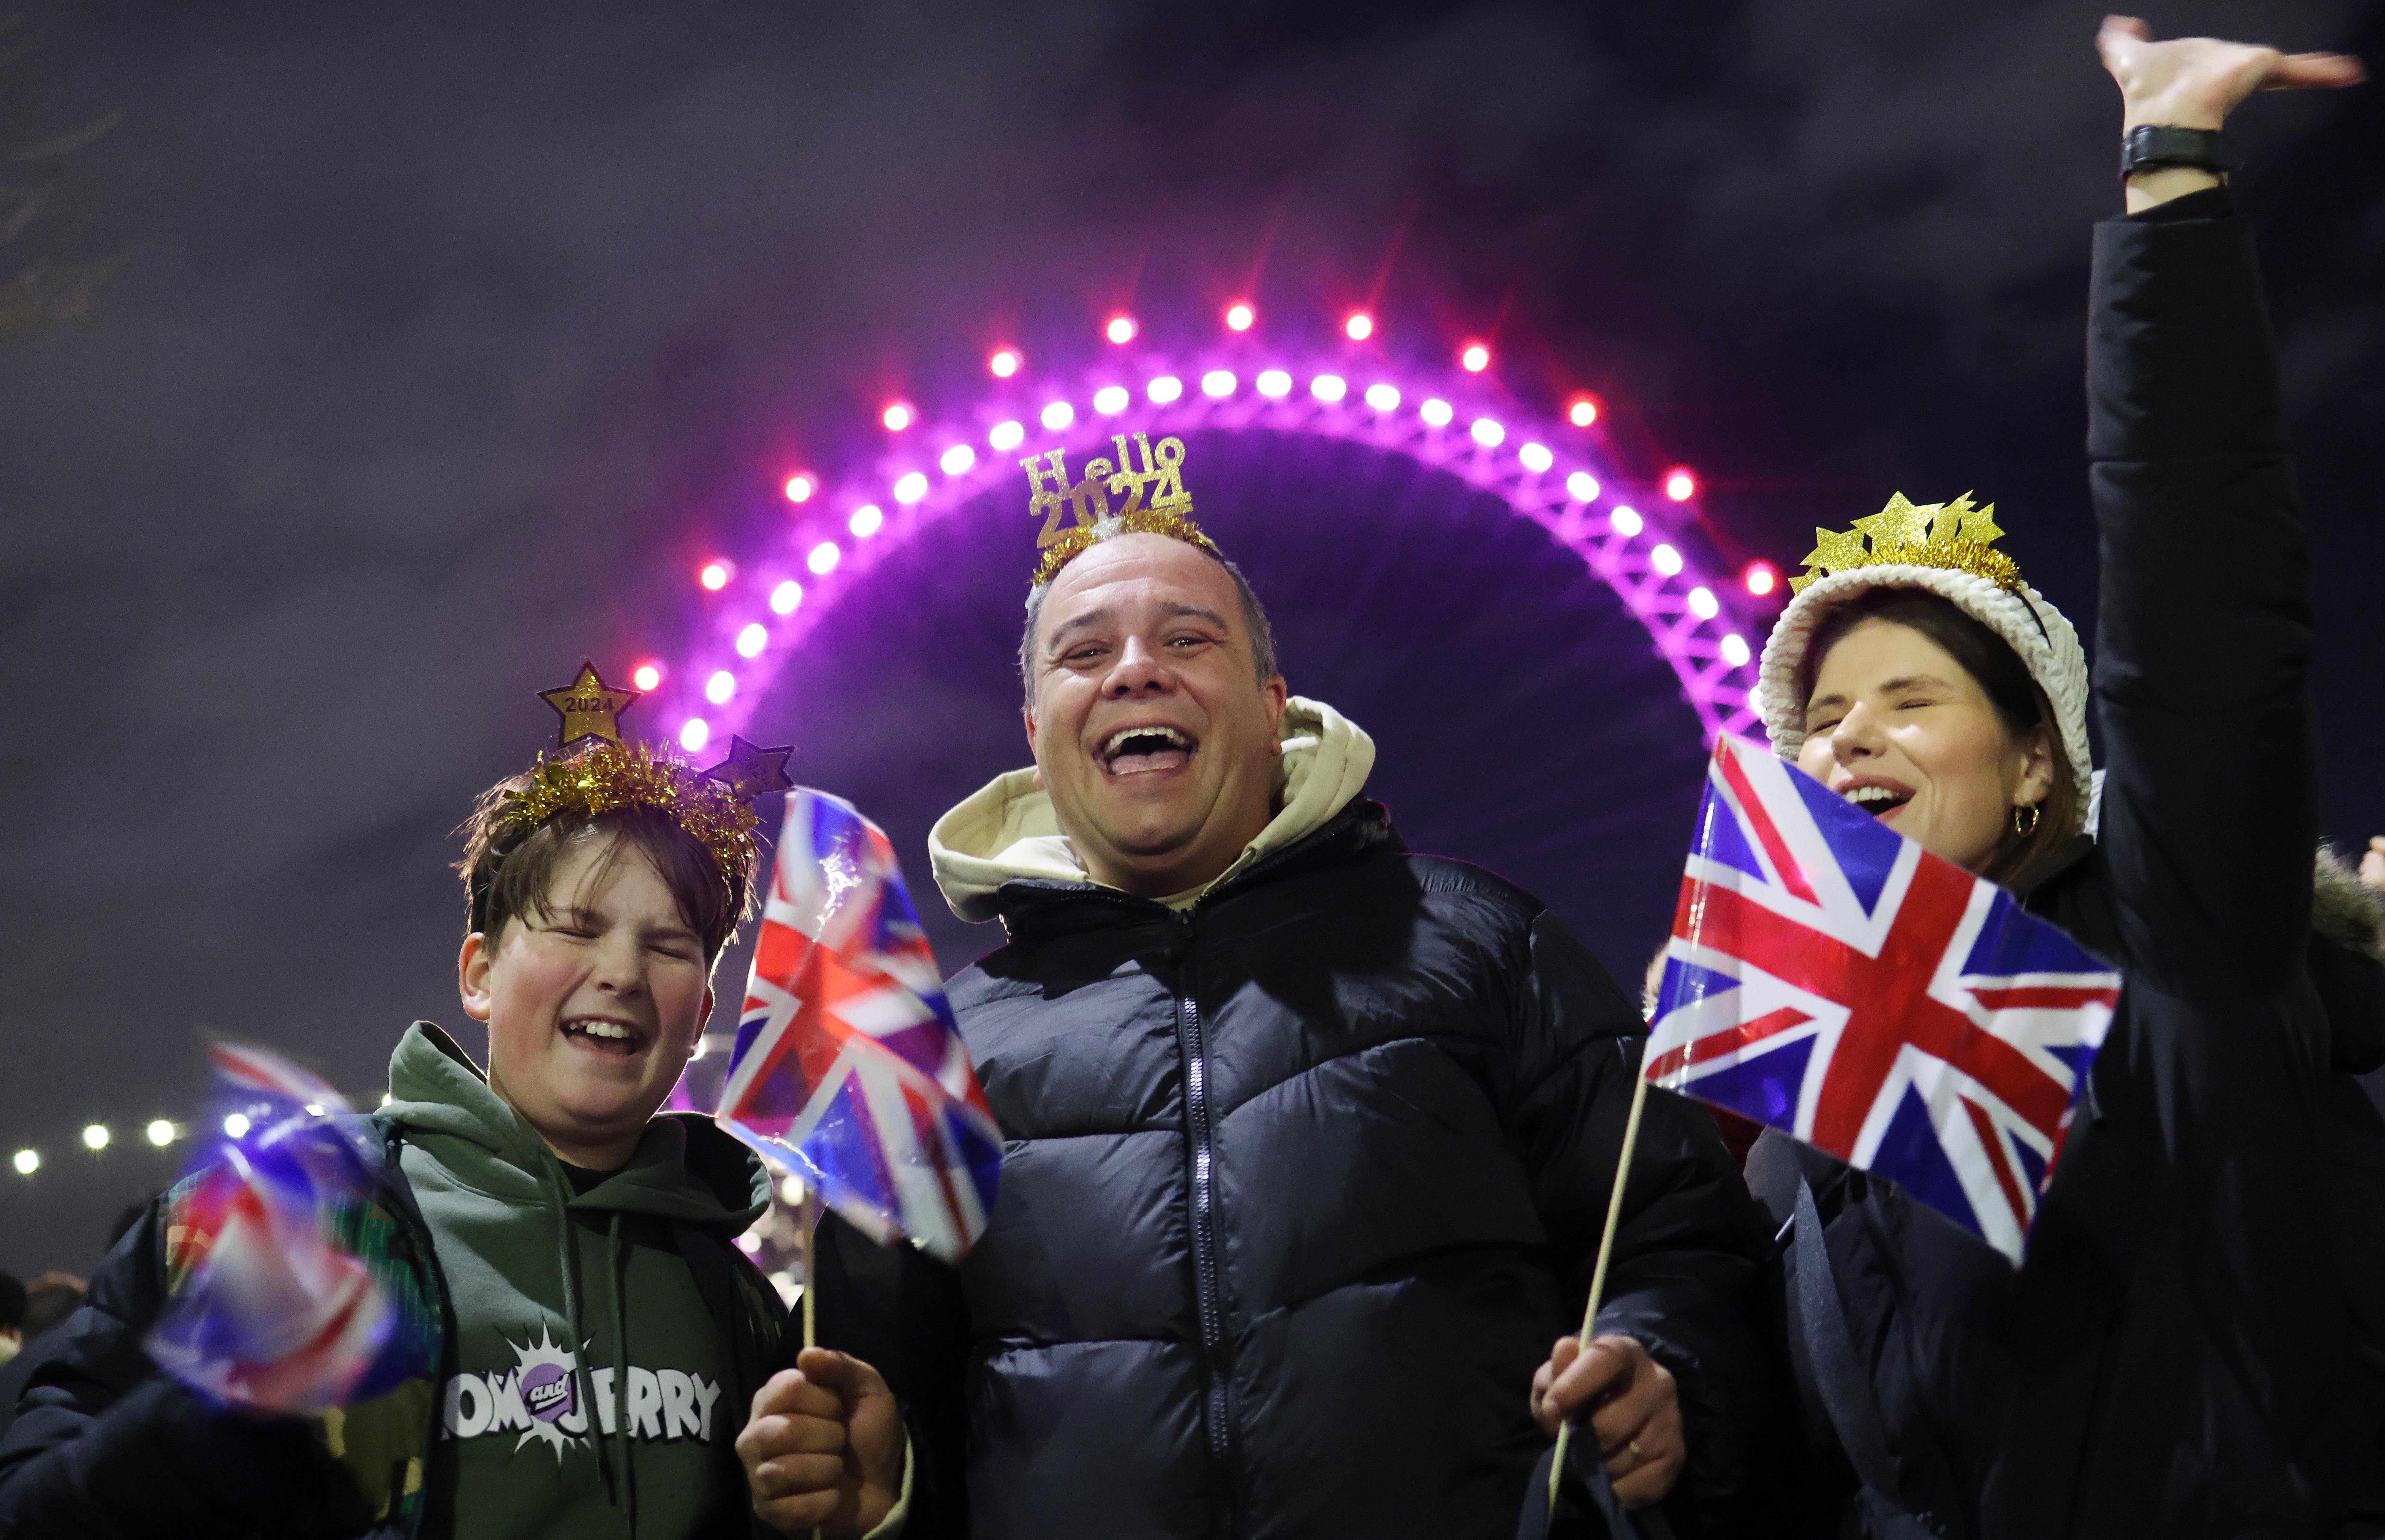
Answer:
[3,0,2378,1277]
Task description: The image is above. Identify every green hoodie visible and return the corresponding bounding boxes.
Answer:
[382,1024,776,1539]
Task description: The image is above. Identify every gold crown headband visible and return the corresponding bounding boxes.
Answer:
[1790,492,2020,596]
[471,662,794,925]
[1021,432,1218,587]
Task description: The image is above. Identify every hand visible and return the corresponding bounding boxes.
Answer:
[2097,15,2363,133]
[2360,836,2385,895]
[738,1348,906,1539]
[1529,1333,1686,1509]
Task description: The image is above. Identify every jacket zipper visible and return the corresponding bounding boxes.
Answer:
[1174,930,1239,1528]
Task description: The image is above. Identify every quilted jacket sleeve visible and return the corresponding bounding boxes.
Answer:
[1505,908,1789,1538]
[811,1209,974,1540]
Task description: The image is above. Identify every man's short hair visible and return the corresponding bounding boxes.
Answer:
[1018,527,1280,703]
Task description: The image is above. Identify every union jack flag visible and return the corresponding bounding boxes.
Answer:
[716,789,1003,1262]
[148,1043,405,1412]
[1648,736,2121,1263]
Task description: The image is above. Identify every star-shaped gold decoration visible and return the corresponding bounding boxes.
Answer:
[538,660,641,748]
[701,735,796,803]
[1800,525,1868,574]
[1934,493,2001,548]
[1852,492,1932,550]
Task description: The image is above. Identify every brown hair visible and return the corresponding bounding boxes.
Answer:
[455,764,755,962]
[1797,586,2080,890]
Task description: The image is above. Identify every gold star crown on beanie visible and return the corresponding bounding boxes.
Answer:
[1790,492,2019,596]
[1021,432,1218,588]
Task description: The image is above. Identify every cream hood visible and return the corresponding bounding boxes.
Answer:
[928,696,1375,924]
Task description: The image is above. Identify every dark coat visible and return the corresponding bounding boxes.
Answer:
[817,799,1786,1540]
[1748,191,2385,1540]
[0,1101,792,1540]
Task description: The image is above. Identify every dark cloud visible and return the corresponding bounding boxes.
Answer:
[2,0,2378,1272]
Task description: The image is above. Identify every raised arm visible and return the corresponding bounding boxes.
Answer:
[2085,18,2361,995]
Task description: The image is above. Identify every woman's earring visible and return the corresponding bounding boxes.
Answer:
[2013,802,2041,837]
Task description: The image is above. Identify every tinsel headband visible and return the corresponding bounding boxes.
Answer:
[1789,492,2018,595]
[469,661,794,930]
[1020,432,1219,587]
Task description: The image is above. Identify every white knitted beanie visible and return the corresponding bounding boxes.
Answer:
[1755,495,2092,818]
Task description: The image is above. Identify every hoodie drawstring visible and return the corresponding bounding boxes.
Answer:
[608,1211,636,1536]
[553,1172,622,1508]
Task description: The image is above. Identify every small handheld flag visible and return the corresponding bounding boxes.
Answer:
[716,789,1003,1264]
[147,1043,424,1412]
[1648,736,2121,1263]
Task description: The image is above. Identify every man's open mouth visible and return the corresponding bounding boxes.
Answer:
[1099,724,1197,777]
[1840,783,1915,820]
[561,1016,648,1059]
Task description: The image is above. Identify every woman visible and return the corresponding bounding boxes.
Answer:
[1533,19,2385,1540]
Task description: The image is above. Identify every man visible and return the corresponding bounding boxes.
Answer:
[740,501,1782,1539]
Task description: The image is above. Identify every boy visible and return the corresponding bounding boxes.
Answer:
[0,673,817,1538]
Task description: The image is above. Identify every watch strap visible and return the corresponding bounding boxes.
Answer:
[2120,124,2245,182]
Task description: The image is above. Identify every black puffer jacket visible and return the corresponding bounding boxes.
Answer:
[817,799,1784,1540]
[1749,191,2385,1540]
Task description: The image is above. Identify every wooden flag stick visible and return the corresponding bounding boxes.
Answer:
[800,1186,822,1352]
[1547,1064,1653,1514]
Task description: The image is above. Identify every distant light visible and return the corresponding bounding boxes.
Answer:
[706,671,736,705]
[146,1119,175,1147]
[1688,586,1720,619]
[1201,370,1236,398]
[1105,314,1137,344]
[1470,418,1505,448]
[808,542,841,575]
[779,1173,808,1206]
[681,718,710,752]
[1518,442,1554,474]
[736,1231,763,1255]
[690,1035,706,1060]
[1147,375,1183,404]
[632,659,664,691]
[1748,683,1765,709]
[699,560,731,591]
[1364,383,1400,411]
[222,1113,250,1138]
[989,348,1021,377]
[12,1149,35,1175]
[1419,398,1454,427]
[82,1124,108,1151]
[380,1093,392,1108]
[1651,543,1683,576]
[1344,311,1374,341]
[1224,302,1255,332]
[882,401,915,432]
[1721,633,1752,667]
[782,473,815,504]
[940,444,976,476]
[1256,369,1292,398]
[1310,374,1347,403]
[849,504,885,537]
[1664,468,1697,502]
[303,1104,325,1117]
[1566,471,1600,503]
[770,580,803,615]
[1612,506,1644,537]
[736,623,768,658]
[1743,561,1779,597]
[1568,396,1600,427]
[1461,342,1491,372]
[989,420,1026,451]
[1092,385,1129,414]
[893,471,930,503]
[1041,401,1074,430]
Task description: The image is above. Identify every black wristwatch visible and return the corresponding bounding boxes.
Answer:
[2119,125,2245,183]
